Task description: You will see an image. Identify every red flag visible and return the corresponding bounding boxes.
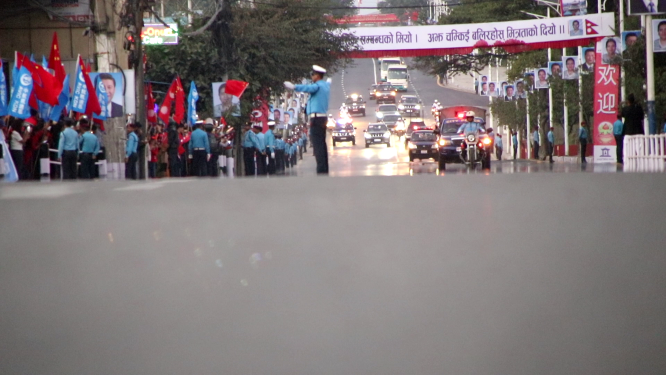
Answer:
[225,80,249,98]
[75,56,101,117]
[173,76,185,124]
[17,52,61,107]
[48,32,67,83]
[146,83,157,124]
[158,79,177,124]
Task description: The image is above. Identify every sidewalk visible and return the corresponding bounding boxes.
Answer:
[440,66,508,94]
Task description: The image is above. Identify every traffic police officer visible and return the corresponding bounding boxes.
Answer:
[57,118,79,180]
[460,111,480,135]
[284,65,330,174]
[188,121,211,177]
[265,121,277,175]
[79,124,100,179]
[125,123,139,180]
[254,123,267,175]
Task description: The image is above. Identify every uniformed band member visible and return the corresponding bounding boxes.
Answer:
[254,123,267,175]
[79,124,100,179]
[125,123,139,180]
[275,133,286,173]
[265,121,277,175]
[284,65,330,175]
[189,121,211,177]
[205,120,220,176]
[242,123,264,176]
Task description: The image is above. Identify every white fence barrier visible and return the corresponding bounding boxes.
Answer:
[624,134,666,172]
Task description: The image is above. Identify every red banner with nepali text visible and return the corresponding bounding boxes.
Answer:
[592,37,620,163]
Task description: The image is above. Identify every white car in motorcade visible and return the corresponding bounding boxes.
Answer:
[375,104,400,122]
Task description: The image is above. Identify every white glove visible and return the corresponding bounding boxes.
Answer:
[188,154,193,159]
[326,78,332,84]
[207,154,211,162]
[271,152,275,159]
[284,81,295,90]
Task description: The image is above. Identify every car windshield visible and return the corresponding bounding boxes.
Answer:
[368,125,388,131]
[346,97,362,104]
[411,132,437,141]
[381,60,401,71]
[410,121,426,127]
[388,69,408,80]
[401,97,419,104]
[441,123,462,133]
[379,105,397,112]
[383,115,401,122]
[336,124,353,131]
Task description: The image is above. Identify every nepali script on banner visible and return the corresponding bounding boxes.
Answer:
[348,12,615,57]
[592,38,620,163]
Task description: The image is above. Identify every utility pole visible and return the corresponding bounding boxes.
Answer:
[133,0,147,178]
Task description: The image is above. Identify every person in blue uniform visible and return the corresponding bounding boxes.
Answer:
[301,131,308,153]
[532,127,540,160]
[275,132,286,174]
[265,121,276,175]
[495,134,503,160]
[612,115,623,164]
[188,122,211,177]
[79,124,100,179]
[547,126,554,163]
[58,118,80,180]
[254,123,267,175]
[297,134,304,160]
[125,123,139,180]
[284,65,330,174]
[512,131,518,160]
[580,121,590,164]
[459,111,480,135]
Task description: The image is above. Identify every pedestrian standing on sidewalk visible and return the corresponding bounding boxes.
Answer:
[125,123,139,180]
[547,126,554,163]
[612,115,624,164]
[58,118,79,180]
[495,134,503,160]
[579,121,589,164]
[8,119,28,180]
[532,126,540,160]
[620,93,644,135]
[512,131,518,160]
[284,65,330,175]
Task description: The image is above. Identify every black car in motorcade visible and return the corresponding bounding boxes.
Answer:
[381,114,406,136]
[398,95,423,117]
[408,130,440,162]
[368,84,378,100]
[345,94,366,116]
[404,118,431,146]
[374,83,397,104]
[364,123,391,148]
[437,117,487,169]
[332,123,356,147]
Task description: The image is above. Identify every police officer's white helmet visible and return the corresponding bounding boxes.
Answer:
[466,111,476,118]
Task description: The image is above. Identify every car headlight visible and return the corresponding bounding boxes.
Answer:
[438,139,450,146]
[398,104,405,110]
[408,143,417,149]
[360,105,365,108]
[415,105,421,110]
[384,131,390,138]
[364,132,371,138]
[376,113,384,118]
[431,144,439,149]
[482,137,492,145]
[391,92,396,96]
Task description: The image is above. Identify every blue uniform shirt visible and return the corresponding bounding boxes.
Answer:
[264,129,276,151]
[547,130,554,144]
[79,131,100,155]
[256,132,266,152]
[579,126,588,140]
[459,122,480,135]
[533,130,539,144]
[613,119,624,136]
[188,128,210,154]
[243,130,254,148]
[275,139,286,150]
[298,138,304,147]
[126,131,139,157]
[512,134,517,146]
[495,136,503,148]
[294,79,330,115]
[58,127,79,158]
[663,122,666,133]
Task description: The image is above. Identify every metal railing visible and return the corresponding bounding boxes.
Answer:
[623,134,666,172]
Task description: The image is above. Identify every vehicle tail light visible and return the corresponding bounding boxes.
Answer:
[478,142,483,148]
[460,142,467,149]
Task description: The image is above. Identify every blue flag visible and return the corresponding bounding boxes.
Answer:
[8,65,33,119]
[187,81,199,125]
[49,74,70,122]
[0,61,7,116]
[93,76,109,120]
[70,59,88,113]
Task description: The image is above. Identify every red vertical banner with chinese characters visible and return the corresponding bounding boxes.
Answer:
[593,37,621,163]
